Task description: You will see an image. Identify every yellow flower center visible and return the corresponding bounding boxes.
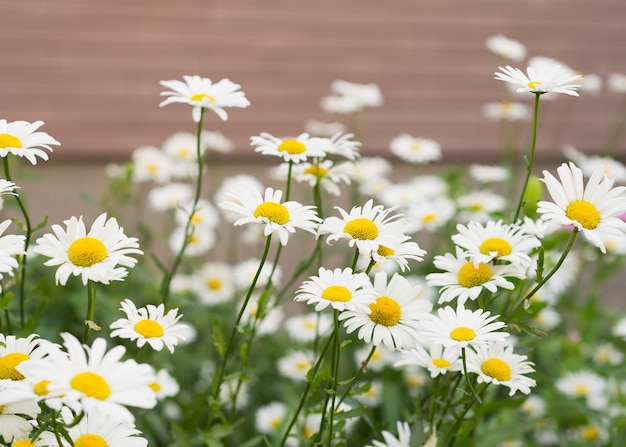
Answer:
[0,352,29,380]
[582,426,600,440]
[410,142,421,152]
[190,212,203,225]
[67,237,107,267]
[134,320,165,338]
[450,326,476,342]
[479,237,512,257]
[296,360,310,371]
[190,93,215,102]
[527,81,542,90]
[377,245,395,257]
[303,165,328,178]
[70,372,111,400]
[207,278,222,290]
[34,379,51,396]
[344,217,379,240]
[278,139,306,154]
[253,202,290,225]
[470,202,483,211]
[146,162,158,174]
[422,213,436,223]
[481,358,512,381]
[13,440,36,447]
[457,262,492,288]
[565,200,600,229]
[0,133,22,149]
[432,358,451,368]
[368,296,401,326]
[574,384,588,396]
[321,285,352,302]
[75,434,108,447]
[149,382,161,392]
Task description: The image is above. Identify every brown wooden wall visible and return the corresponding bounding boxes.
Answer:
[1,0,626,161]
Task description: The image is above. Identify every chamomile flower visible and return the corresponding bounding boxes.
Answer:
[537,162,626,253]
[0,382,40,443]
[131,146,172,184]
[256,401,288,435]
[320,94,361,115]
[159,75,250,123]
[451,220,541,271]
[304,120,345,138]
[555,370,608,410]
[469,164,511,183]
[190,261,235,305]
[149,368,180,400]
[215,174,264,222]
[34,213,142,286]
[0,119,60,165]
[426,247,517,305]
[366,420,411,447]
[161,132,201,178]
[370,235,427,272]
[218,187,320,246]
[0,179,18,196]
[419,304,509,349]
[466,342,536,396]
[174,199,219,230]
[284,313,333,343]
[352,157,392,185]
[325,132,361,160]
[274,159,352,196]
[395,342,461,378]
[482,101,530,121]
[250,132,329,164]
[495,65,583,96]
[339,272,433,350]
[456,190,507,223]
[389,134,442,165]
[109,299,189,353]
[17,332,156,423]
[294,267,376,313]
[277,351,314,381]
[520,395,546,418]
[148,183,194,212]
[486,34,526,61]
[0,219,26,290]
[564,145,626,183]
[318,199,407,256]
[168,225,216,256]
[233,257,281,289]
[405,197,456,233]
[202,130,233,153]
[0,334,55,381]
[330,79,383,110]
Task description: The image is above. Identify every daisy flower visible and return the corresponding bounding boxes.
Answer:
[351,157,392,185]
[469,164,511,183]
[0,119,60,165]
[0,381,40,443]
[339,272,433,350]
[320,94,361,115]
[17,332,156,423]
[389,134,442,165]
[218,187,321,246]
[148,183,194,212]
[318,199,407,256]
[250,132,329,164]
[537,162,626,253]
[273,159,352,197]
[215,174,264,222]
[486,34,526,61]
[0,179,18,196]
[277,350,314,381]
[353,379,383,407]
[294,267,376,312]
[149,368,180,400]
[405,197,456,233]
[0,334,55,381]
[109,299,190,353]
[202,129,234,153]
[608,72,626,93]
[370,235,427,272]
[451,220,541,271]
[233,257,281,289]
[304,119,345,137]
[395,342,461,378]
[426,247,517,305]
[131,146,172,184]
[456,190,507,223]
[284,312,333,343]
[33,213,143,286]
[466,342,536,396]
[555,370,608,410]
[482,101,530,121]
[366,420,411,447]
[256,401,288,435]
[190,261,235,305]
[0,219,26,290]
[330,79,383,109]
[325,132,361,160]
[419,304,509,349]
[174,198,219,230]
[495,64,583,96]
[168,225,216,256]
[159,75,250,122]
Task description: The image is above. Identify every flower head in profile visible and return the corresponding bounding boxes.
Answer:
[159,75,250,122]
[34,213,143,286]
[218,187,321,246]
[340,272,433,350]
[486,34,526,61]
[0,119,60,165]
[389,134,442,165]
[250,132,329,164]
[537,162,626,253]
[274,159,353,197]
[330,79,383,110]
[0,219,26,290]
[466,342,536,396]
[110,299,190,353]
[366,420,411,447]
[395,341,461,378]
[495,64,583,96]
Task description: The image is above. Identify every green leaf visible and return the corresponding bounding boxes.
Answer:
[0,292,14,310]
[212,318,226,357]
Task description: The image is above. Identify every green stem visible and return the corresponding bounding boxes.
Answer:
[443,382,489,447]
[3,157,31,327]
[513,92,541,222]
[82,281,98,343]
[337,344,376,407]
[326,310,342,443]
[160,107,205,306]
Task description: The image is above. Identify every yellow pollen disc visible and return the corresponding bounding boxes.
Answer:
[0,133,22,149]
[501,101,512,112]
[207,278,222,290]
[527,80,542,90]
[479,237,512,257]
[344,217,379,240]
[75,433,108,447]
[134,319,165,338]
[582,426,599,440]
[457,261,492,288]
[190,93,215,102]
[34,379,51,396]
[377,245,395,257]
[303,165,328,177]
[368,296,402,326]
[450,326,476,342]
[146,162,158,174]
[0,352,29,380]
[149,382,161,392]
[190,212,203,225]
[178,147,190,158]
[565,200,600,229]
[422,213,436,223]
[13,440,36,447]
[277,139,306,154]
[432,358,451,368]
[0,405,3,413]
[470,203,483,211]
[410,142,421,152]
[270,418,282,429]
[67,237,107,267]
[321,285,352,302]
[253,201,290,225]
[574,384,587,396]
[71,371,111,400]
[304,321,316,330]
[481,358,512,381]
[296,361,310,371]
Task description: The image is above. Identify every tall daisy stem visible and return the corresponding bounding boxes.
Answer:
[83,281,98,343]
[513,92,541,222]
[2,157,31,327]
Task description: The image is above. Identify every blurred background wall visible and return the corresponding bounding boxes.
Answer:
[2,0,626,162]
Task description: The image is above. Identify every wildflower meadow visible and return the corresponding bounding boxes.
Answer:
[1,34,626,446]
